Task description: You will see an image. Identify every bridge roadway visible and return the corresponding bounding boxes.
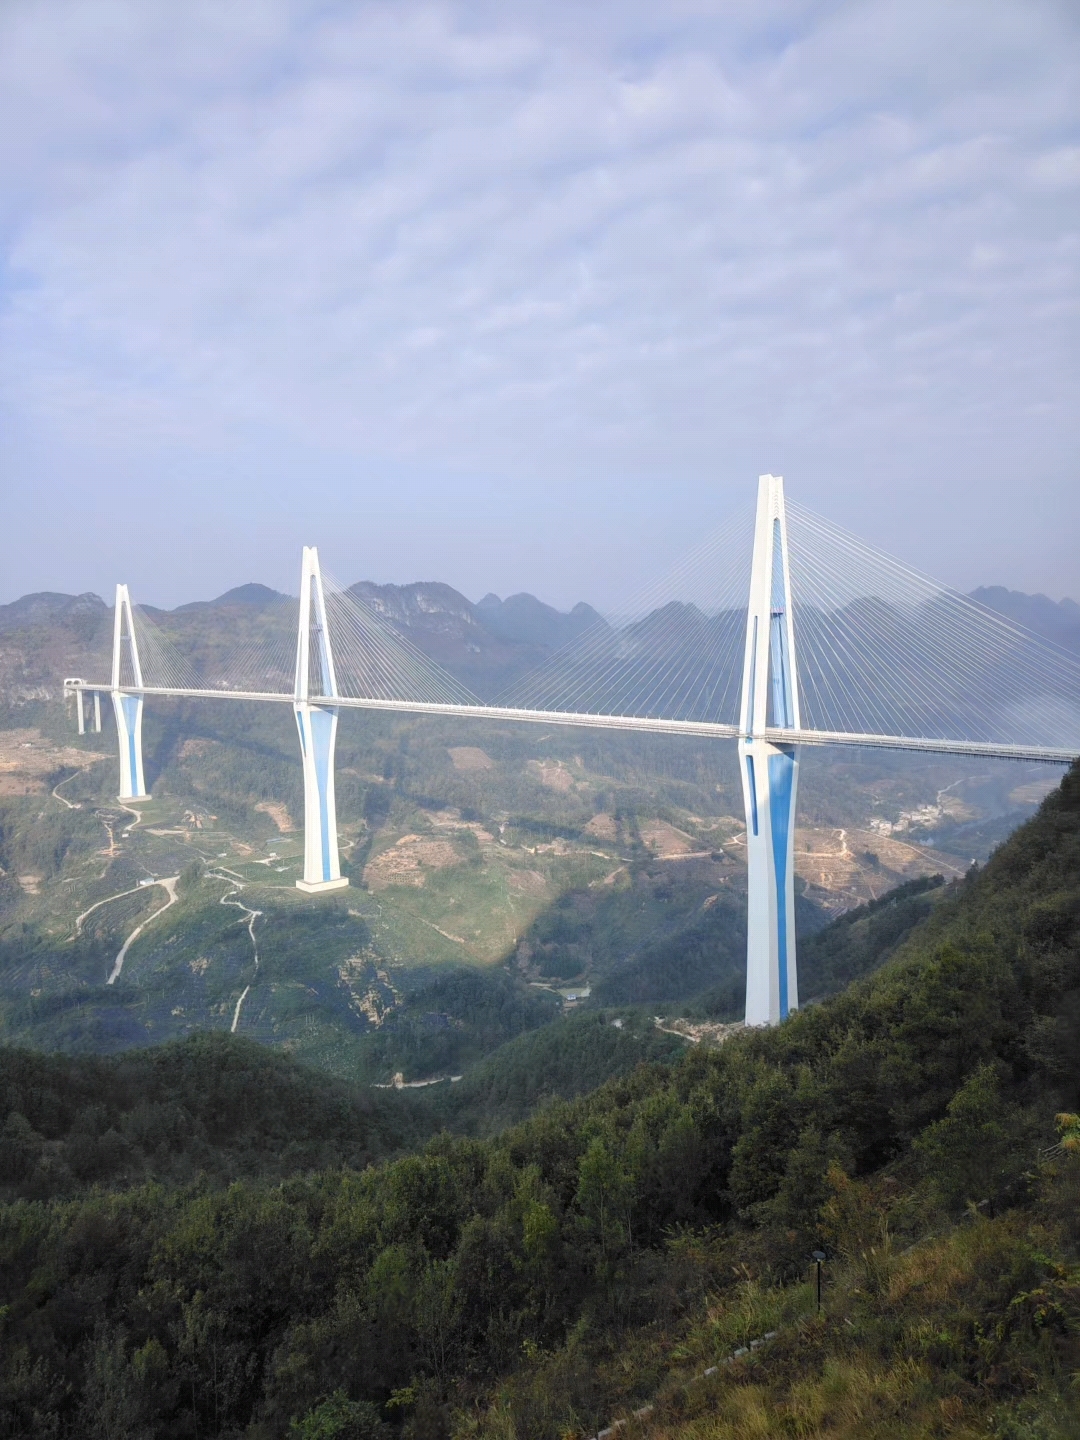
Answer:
[65,682,1079,766]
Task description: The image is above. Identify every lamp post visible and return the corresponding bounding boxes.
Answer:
[811,1250,826,1312]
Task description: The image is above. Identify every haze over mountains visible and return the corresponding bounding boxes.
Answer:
[0,580,606,702]
[969,586,1080,654]
[0,579,1076,706]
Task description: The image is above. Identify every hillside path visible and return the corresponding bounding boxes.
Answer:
[207,871,262,1032]
[106,877,179,985]
[51,767,90,810]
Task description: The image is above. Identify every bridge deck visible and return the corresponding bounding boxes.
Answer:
[63,683,1078,764]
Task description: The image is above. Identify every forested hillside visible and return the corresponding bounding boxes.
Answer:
[2,763,1078,1437]
[0,1033,422,1199]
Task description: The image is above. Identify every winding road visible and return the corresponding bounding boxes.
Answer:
[207,871,262,1032]
[105,877,179,985]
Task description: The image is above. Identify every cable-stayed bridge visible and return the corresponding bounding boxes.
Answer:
[65,477,1080,1028]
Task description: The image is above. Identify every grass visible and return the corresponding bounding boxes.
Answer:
[615,1211,1080,1440]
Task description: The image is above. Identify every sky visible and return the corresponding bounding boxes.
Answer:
[1,0,1078,611]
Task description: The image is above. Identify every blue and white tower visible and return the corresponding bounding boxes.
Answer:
[111,584,148,801]
[294,546,349,893]
[738,475,800,1026]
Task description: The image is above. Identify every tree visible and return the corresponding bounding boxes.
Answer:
[914,1064,1022,1216]
[291,1391,389,1440]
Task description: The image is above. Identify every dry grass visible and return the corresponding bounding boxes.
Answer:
[646,1355,982,1440]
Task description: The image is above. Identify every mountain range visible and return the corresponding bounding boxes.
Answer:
[0,579,1076,705]
[0,580,606,701]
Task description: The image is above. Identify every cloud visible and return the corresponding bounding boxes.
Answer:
[0,0,1078,606]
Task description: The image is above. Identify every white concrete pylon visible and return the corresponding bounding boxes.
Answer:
[111,584,148,801]
[294,546,349,894]
[738,475,800,1026]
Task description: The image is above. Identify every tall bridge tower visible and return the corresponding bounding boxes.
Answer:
[738,475,800,1026]
[294,546,349,893]
[111,583,148,801]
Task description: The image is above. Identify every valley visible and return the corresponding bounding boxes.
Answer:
[2,758,1078,1438]
[0,579,1071,1092]
[0,695,1056,1085]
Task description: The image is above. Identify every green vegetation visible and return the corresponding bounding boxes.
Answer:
[1,762,1078,1437]
[0,664,1046,1092]
[0,1033,420,1199]
[794,872,947,997]
[431,1008,687,1134]
[351,968,560,1084]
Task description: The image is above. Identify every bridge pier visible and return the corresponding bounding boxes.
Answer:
[739,737,799,1024]
[111,586,148,801]
[740,476,801,1026]
[294,547,348,894]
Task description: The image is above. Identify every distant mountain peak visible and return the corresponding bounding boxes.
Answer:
[474,591,603,648]
[0,591,106,634]
[212,583,285,606]
[172,582,286,614]
[970,586,1080,654]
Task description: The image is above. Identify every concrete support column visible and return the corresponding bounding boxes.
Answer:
[739,475,801,1026]
[294,546,348,894]
[739,736,799,1025]
[111,585,148,801]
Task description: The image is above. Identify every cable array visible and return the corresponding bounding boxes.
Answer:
[82,497,1080,760]
[499,509,753,722]
[126,609,204,691]
[786,501,1080,749]
[119,595,302,695]
[320,571,480,706]
[197,595,300,694]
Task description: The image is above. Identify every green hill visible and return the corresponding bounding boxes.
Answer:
[2,763,1078,1437]
[0,1032,422,1200]
[431,1007,687,1134]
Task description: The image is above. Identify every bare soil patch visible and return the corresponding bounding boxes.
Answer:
[448,746,494,771]
[0,728,103,794]
[1009,776,1060,806]
[654,1017,743,1045]
[528,759,575,793]
[428,810,495,843]
[584,812,617,840]
[794,822,965,904]
[509,869,548,896]
[364,835,464,890]
[179,738,218,759]
[255,800,295,832]
[639,820,693,857]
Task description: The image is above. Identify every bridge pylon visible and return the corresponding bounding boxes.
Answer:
[111,585,148,801]
[739,475,800,1026]
[294,546,349,894]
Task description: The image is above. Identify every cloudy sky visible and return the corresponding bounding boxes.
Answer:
[1,0,1077,610]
